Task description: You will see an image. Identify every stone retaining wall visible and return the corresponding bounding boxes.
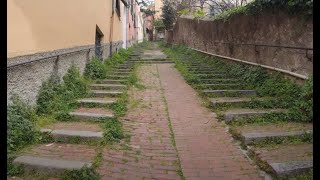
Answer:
[172,13,313,77]
[7,41,122,105]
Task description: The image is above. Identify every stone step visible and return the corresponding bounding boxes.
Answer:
[129,58,169,61]
[112,72,131,75]
[200,78,240,83]
[115,66,134,69]
[243,130,313,145]
[248,143,313,178]
[90,90,123,97]
[13,156,92,174]
[210,97,266,107]
[270,161,313,177]
[190,70,225,73]
[223,108,287,123]
[230,122,313,144]
[202,89,257,97]
[106,75,129,79]
[77,97,117,105]
[113,69,132,72]
[90,84,126,90]
[99,79,127,84]
[196,74,228,78]
[187,67,215,69]
[197,83,242,89]
[195,73,226,76]
[128,61,174,64]
[41,129,103,141]
[69,111,114,119]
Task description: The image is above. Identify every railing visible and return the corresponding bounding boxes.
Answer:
[7,44,110,69]
[212,41,313,59]
[173,41,312,80]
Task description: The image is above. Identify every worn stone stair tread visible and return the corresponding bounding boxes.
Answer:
[69,111,114,119]
[210,97,268,106]
[101,79,126,82]
[201,83,241,86]
[224,108,287,122]
[41,129,103,139]
[90,84,126,88]
[13,156,92,172]
[243,131,313,145]
[128,61,173,63]
[114,69,132,71]
[112,72,131,74]
[195,73,226,76]
[200,78,240,82]
[203,89,257,96]
[90,90,123,95]
[269,161,313,176]
[77,98,116,104]
[106,75,129,78]
[191,70,225,73]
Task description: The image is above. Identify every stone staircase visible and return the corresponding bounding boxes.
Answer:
[12,49,139,177]
[177,58,313,178]
[127,44,174,64]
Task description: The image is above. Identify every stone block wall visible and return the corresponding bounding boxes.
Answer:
[7,41,123,105]
[172,12,313,77]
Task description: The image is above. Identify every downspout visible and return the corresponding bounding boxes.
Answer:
[122,2,127,48]
[109,0,115,57]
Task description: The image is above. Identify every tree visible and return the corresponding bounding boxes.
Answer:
[161,0,178,30]
[177,0,250,16]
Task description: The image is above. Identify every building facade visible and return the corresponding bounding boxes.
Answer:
[7,0,144,104]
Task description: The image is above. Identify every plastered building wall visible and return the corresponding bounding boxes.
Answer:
[8,0,124,58]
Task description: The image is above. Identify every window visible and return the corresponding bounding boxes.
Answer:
[116,0,120,17]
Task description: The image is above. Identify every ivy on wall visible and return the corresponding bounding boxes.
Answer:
[215,0,313,20]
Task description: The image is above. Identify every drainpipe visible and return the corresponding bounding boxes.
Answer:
[109,0,115,57]
[122,3,127,48]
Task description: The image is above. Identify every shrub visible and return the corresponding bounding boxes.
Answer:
[7,97,38,153]
[59,167,100,180]
[214,0,313,20]
[36,75,61,114]
[36,66,88,115]
[84,57,107,80]
[63,65,88,98]
[289,76,313,122]
[103,118,124,143]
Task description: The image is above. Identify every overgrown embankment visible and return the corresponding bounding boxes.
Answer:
[171,0,313,77]
[161,44,313,124]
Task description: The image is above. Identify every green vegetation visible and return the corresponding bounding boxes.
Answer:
[7,97,38,154]
[36,65,88,115]
[177,8,190,15]
[59,167,100,180]
[104,119,124,143]
[154,19,166,31]
[215,0,313,20]
[84,57,107,79]
[192,9,206,18]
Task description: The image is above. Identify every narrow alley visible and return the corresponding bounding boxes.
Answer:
[10,42,313,180]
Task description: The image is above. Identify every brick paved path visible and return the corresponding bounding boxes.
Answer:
[98,65,181,180]
[157,64,263,180]
[98,63,263,180]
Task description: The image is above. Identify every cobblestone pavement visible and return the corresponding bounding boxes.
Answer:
[157,64,263,180]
